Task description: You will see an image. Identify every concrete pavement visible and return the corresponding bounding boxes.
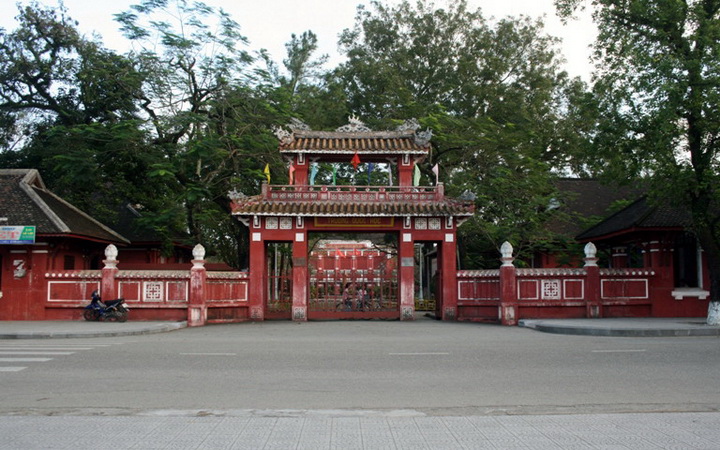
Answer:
[2,411,720,449]
[519,317,720,337]
[0,320,186,339]
[2,317,719,339]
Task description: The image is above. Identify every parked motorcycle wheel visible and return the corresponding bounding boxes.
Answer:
[102,312,119,322]
[116,310,128,322]
[83,309,100,321]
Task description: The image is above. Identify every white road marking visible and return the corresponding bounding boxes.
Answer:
[389,352,451,356]
[0,347,93,351]
[592,349,647,353]
[0,367,26,372]
[0,358,53,362]
[0,351,74,355]
[180,353,237,356]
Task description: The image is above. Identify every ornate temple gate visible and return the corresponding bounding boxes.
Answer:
[307,237,399,319]
[230,118,475,322]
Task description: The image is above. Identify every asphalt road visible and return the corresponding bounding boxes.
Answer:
[2,318,719,416]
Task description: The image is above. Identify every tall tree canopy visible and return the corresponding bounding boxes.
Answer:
[339,0,589,265]
[556,0,720,323]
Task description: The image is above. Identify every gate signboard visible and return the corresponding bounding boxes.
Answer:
[0,226,36,244]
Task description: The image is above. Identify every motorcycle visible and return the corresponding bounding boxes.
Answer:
[83,290,129,322]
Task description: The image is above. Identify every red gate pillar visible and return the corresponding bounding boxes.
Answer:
[584,242,602,318]
[499,242,518,326]
[188,244,207,327]
[101,244,119,303]
[292,231,308,321]
[399,232,415,320]
[28,248,49,320]
[248,230,265,321]
[440,234,458,321]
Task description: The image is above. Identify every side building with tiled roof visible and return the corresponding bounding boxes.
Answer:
[0,169,129,319]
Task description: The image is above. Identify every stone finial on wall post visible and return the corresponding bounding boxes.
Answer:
[584,242,598,267]
[103,244,118,269]
[500,241,515,267]
[101,244,119,302]
[188,244,207,327]
[583,242,602,318]
[192,244,206,268]
[499,241,518,326]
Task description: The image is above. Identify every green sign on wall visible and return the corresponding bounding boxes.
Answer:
[0,226,36,244]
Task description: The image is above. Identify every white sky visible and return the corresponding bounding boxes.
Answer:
[1,0,596,82]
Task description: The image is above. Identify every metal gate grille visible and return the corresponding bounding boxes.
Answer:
[308,245,398,319]
[266,242,292,319]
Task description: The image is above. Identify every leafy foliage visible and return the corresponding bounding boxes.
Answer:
[556,0,720,312]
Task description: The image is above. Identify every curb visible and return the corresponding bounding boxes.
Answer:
[519,320,720,337]
[0,321,188,339]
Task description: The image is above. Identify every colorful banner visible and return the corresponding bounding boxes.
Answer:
[0,226,36,244]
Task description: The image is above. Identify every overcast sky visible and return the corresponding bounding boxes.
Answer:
[1,0,596,81]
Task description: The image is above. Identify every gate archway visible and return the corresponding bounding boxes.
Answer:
[307,234,399,319]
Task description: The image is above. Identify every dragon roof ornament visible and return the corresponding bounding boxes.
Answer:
[272,126,294,145]
[228,189,249,202]
[335,115,372,133]
[415,128,433,146]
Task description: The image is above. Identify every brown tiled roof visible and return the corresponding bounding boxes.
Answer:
[549,179,644,237]
[280,131,430,155]
[0,169,129,244]
[232,195,473,217]
[576,196,692,241]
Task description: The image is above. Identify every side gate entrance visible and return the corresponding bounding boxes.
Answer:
[265,242,293,319]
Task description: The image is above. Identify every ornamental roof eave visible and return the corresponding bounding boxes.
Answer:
[273,117,433,155]
[229,197,475,218]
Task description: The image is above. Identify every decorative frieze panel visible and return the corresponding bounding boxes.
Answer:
[429,218,441,230]
[279,217,293,229]
[266,217,278,229]
[415,218,427,230]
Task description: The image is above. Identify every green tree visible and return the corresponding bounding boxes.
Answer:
[0,3,160,222]
[339,0,587,265]
[556,0,720,324]
[114,0,258,262]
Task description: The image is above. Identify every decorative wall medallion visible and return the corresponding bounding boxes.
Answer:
[415,218,428,230]
[429,218,441,230]
[266,217,278,229]
[144,281,164,302]
[279,217,293,229]
[542,279,561,300]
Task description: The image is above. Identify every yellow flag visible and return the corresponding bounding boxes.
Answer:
[263,163,271,183]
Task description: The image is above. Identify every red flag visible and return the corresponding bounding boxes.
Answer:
[351,152,361,170]
[288,164,295,185]
[336,249,342,258]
